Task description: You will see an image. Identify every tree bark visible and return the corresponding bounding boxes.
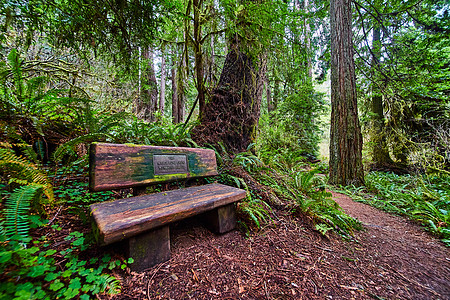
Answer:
[171,53,179,123]
[329,0,365,186]
[370,25,392,166]
[177,34,187,123]
[209,29,216,86]
[192,41,267,152]
[193,0,206,119]
[135,48,158,122]
[159,44,166,116]
[273,76,280,111]
[176,68,186,123]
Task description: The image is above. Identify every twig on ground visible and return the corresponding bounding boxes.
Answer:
[47,205,63,226]
[147,260,171,300]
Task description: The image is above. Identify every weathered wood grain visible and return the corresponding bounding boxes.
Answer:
[90,183,246,245]
[89,143,218,191]
[128,226,170,271]
[203,203,237,234]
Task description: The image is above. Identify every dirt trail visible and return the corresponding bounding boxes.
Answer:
[113,192,450,300]
[332,191,450,299]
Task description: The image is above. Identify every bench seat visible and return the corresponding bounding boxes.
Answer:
[88,143,246,271]
[91,183,247,245]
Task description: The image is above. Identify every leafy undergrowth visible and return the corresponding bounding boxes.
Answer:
[211,145,362,238]
[339,172,450,246]
[0,165,132,300]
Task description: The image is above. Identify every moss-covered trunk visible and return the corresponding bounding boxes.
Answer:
[192,41,266,152]
[370,26,392,167]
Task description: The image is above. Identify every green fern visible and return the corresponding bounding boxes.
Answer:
[53,132,112,163]
[98,274,121,295]
[239,197,271,229]
[0,146,53,202]
[0,220,5,242]
[4,185,41,239]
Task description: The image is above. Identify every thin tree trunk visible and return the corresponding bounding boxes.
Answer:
[304,0,312,79]
[177,67,185,123]
[210,31,215,86]
[159,44,166,115]
[193,0,206,119]
[329,0,364,186]
[177,34,187,123]
[371,25,392,166]
[137,48,158,122]
[172,52,179,123]
[273,76,280,111]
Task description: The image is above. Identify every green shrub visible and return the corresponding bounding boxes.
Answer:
[257,169,361,236]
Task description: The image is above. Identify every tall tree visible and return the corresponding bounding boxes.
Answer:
[193,0,206,118]
[177,32,187,123]
[135,48,158,121]
[370,25,392,166]
[329,0,364,186]
[192,1,269,152]
[159,44,166,115]
[171,57,179,123]
[353,0,449,168]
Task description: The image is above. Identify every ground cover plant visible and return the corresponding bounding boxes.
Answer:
[339,172,450,246]
[0,154,132,299]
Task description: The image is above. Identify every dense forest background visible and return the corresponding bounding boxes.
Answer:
[0,0,449,298]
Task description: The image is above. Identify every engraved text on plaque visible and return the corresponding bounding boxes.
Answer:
[153,154,188,175]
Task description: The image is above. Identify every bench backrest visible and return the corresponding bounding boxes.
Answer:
[89,143,218,192]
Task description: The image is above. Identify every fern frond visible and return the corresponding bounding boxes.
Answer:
[95,111,129,133]
[0,220,5,242]
[53,132,112,163]
[8,49,24,105]
[4,185,41,239]
[0,148,53,202]
[98,274,121,295]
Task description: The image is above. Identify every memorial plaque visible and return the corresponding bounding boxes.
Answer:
[153,154,189,175]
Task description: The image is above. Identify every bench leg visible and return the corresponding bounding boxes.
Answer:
[127,225,170,272]
[203,203,237,233]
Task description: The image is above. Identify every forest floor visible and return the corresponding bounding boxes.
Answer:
[100,191,450,300]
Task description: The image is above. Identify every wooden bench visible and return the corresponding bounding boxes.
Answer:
[88,143,246,271]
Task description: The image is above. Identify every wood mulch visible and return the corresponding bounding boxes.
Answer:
[106,192,450,300]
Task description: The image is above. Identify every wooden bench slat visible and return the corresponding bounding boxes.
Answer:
[90,183,246,245]
[89,143,218,191]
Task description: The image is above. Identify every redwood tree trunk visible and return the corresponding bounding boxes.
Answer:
[135,48,158,122]
[192,41,267,152]
[329,0,365,186]
[159,45,166,115]
[171,55,179,123]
